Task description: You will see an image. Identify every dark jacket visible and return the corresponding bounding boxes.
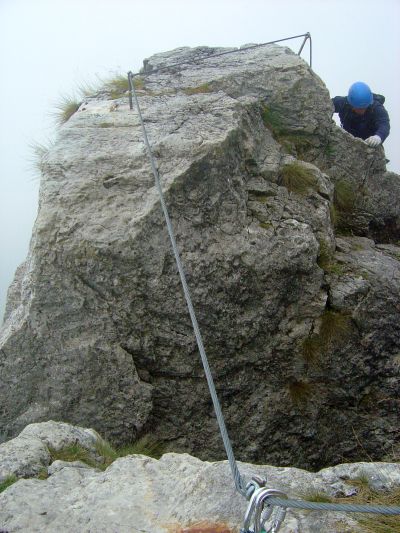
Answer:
[332,94,390,142]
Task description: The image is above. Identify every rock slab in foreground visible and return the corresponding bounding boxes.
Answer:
[1,422,400,532]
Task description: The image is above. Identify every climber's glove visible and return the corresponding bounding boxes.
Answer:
[365,135,382,147]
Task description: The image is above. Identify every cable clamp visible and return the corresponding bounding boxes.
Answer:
[241,486,288,533]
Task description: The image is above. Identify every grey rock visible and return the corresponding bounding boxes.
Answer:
[0,44,399,470]
[19,420,101,452]
[1,422,398,532]
[0,421,101,482]
[302,123,399,241]
[318,461,400,493]
[2,431,399,532]
[0,435,49,482]
[47,459,94,475]
[328,276,370,310]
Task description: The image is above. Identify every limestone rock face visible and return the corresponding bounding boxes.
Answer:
[1,422,400,532]
[0,421,99,482]
[0,45,399,469]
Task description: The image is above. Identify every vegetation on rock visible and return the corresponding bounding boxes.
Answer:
[49,435,166,472]
[0,475,17,493]
[54,95,82,125]
[183,83,212,95]
[301,309,353,364]
[279,161,317,195]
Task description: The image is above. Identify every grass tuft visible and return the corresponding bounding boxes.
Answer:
[49,444,98,468]
[103,74,130,96]
[301,310,353,364]
[95,439,119,461]
[338,480,400,533]
[0,475,18,493]
[259,221,273,230]
[261,105,316,158]
[261,105,286,135]
[288,380,315,405]
[303,490,334,503]
[303,479,400,532]
[301,335,323,364]
[78,80,100,97]
[103,74,144,98]
[183,83,212,95]
[53,72,146,127]
[277,133,314,159]
[132,77,145,91]
[94,435,166,470]
[53,95,81,125]
[319,310,352,346]
[117,435,166,459]
[29,139,53,178]
[49,435,166,472]
[317,239,333,271]
[333,180,369,235]
[38,468,49,480]
[279,162,316,196]
[317,239,345,275]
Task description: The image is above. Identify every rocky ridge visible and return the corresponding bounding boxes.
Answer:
[1,421,400,532]
[0,44,399,471]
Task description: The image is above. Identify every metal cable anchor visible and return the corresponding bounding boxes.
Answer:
[245,475,267,500]
[241,485,288,533]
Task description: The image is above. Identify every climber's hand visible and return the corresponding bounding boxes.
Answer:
[365,135,382,147]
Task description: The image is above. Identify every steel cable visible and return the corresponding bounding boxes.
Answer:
[128,59,400,516]
[128,32,312,97]
[129,78,247,497]
[270,496,400,515]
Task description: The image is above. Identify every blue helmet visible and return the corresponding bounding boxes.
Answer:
[347,82,373,108]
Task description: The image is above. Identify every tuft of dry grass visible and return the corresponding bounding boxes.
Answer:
[288,380,316,405]
[53,95,82,125]
[183,83,212,95]
[337,478,400,533]
[49,444,98,468]
[28,139,54,178]
[302,478,400,532]
[0,474,18,493]
[319,310,352,346]
[303,489,334,503]
[301,310,353,364]
[49,435,166,472]
[333,180,370,235]
[279,162,317,196]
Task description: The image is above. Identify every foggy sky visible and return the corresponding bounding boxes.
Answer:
[1,0,399,321]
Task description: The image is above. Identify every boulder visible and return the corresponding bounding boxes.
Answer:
[1,422,399,532]
[0,421,100,483]
[0,44,399,470]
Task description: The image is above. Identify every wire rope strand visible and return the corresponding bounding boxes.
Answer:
[129,32,312,80]
[129,78,246,497]
[270,497,400,515]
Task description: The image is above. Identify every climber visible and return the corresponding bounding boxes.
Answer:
[332,81,390,147]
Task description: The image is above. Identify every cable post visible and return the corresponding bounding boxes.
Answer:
[297,32,312,68]
[127,71,133,110]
